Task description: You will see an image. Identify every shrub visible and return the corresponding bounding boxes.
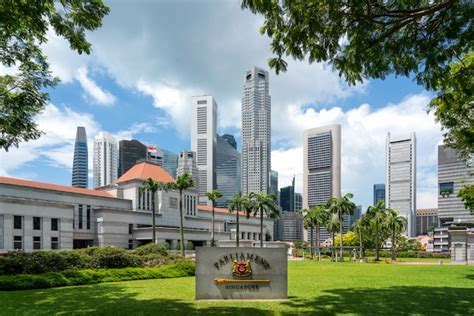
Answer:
[0,262,196,291]
[133,243,168,257]
[88,247,143,269]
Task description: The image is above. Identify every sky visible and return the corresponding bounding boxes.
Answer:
[0,0,442,211]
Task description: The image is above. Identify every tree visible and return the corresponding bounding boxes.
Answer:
[386,209,408,260]
[365,201,389,261]
[458,183,474,215]
[250,192,279,247]
[326,218,341,262]
[0,1,110,151]
[334,231,359,247]
[205,189,223,246]
[168,173,193,257]
[140,178,171,244]
[226,193,245,247]
[326,193,356,261]
[351,218,366,259]
[242,1,473,157]
[311,206,329,261]
[302,208,315,259]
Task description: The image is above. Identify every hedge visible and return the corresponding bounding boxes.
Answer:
[0,261,195,291]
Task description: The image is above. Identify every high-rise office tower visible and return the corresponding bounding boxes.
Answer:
[280,176,295,212]
[146,146,164,166]
[191,95,217,205]
[162,149,178,178]
[93,132,118,188]
[222,134,237,150]
[386,132,416,236]
[72,126,88,188]
[303,125,341,242]
[118,140,147,177]
[373,183,386,205]
[269,170,279,199]
[177,150,199,187]
[215,135,241,207]
[438,145,473,225]
[294,193,303,212]
[241,67,271,195]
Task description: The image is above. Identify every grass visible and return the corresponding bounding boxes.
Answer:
[0,261,473,315]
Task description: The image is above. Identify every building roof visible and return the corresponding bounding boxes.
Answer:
[416,208,438,216]
[116,161,176,184]
[0,176,114,198]
[198,205,247,216]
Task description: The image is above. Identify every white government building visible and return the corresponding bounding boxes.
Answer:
[0,162,273,252]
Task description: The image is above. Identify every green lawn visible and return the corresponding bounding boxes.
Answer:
[1,261,473,315]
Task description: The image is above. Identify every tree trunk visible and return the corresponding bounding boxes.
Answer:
[316,224,321,261]
[391,233,396,261]
[260,207,264,248]
[236,208,240,247]
[310,227,314,259]
[211,201,215,247]
[359,229,363,260]
[179,189,185,257]
[332,232,336,261]
[152,190,156,244]
[375,222,380,261]
[339,212,343,261]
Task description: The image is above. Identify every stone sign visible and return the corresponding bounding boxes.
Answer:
[195,247,287,300]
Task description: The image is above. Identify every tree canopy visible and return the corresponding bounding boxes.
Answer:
[0,0,110,151]
[242,0,473,158]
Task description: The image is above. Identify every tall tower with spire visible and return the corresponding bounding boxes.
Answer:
[72,126,88,188]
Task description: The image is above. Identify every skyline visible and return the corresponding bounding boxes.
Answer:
[0,1,442,211]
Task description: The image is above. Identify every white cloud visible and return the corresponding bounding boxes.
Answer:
[76,67,116,106]
[271,93,442,210]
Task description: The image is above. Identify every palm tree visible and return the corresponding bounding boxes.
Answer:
[365,200,388,261]
[250,192,279,247]
[386,209,408,261]
[168,173,194,257]
[302,208,315,259]
[205,189,223,246]
[326,193,356,261]
[326,218,341,262]
[141,178,171,244]
[351,217,366,260]
[312,206,329,261]
[226,193,245,247]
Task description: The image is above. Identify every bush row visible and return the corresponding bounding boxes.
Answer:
[0,244,185,275]
[364,250,450,258]
[0,261,196,291]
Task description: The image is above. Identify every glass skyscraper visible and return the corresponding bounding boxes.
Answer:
[215,135,241,207]
[162,148,178,179]
[373,183,385,205]
[118,140,147,177]
[72,127,88,188]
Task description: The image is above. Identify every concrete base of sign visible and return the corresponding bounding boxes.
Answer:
[195,247,288,300]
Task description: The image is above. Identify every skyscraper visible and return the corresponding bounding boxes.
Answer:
[437,145,473,225]
[93,132,118,188]
[241,67,271,195]
[303,125,341,242]
[215,135,241,207]
[222,134,237,150]
[162,149,178,179]
[191,95,217,205]
[177,150,199,187]
[118,140,146,177]
[386,132,416,236]
[72,126,88,188]
[373,183,385,205]
[146,146,164,166]
[269,170,279,199]
[294,193,303,212]
[280,176,295,212]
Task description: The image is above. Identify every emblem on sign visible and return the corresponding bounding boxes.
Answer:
[232,259,252,277]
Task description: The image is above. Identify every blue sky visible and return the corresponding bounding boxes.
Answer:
[0,1,442,210]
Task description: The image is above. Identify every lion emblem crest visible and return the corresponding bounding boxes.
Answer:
[232,259,252,277]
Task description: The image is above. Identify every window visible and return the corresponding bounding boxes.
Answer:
[129,224,133,234]
[14,216,22,229]
[51,218,59,231]
[128,239,134,250]
[33,217,41,230]
[197,100,207,105]
[51,237,59,250]
[241,232,245,240]
[14,236,22,250]
[33,236,41,250]
[78,204,83,229]
[86,205,91,229]
[169,197,178,208]
[439,182,454,197]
